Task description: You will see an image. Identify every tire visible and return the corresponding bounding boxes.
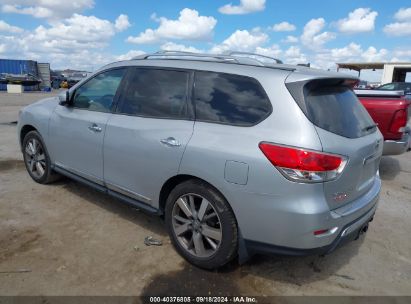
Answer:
[165,179,238,269]
[22,130,60,184]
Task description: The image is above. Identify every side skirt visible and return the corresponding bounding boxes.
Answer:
[53,165,160,215]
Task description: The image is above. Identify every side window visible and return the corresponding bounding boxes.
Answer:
[117,68,189,119]
[72,68,126,112]
[194,71,272,126]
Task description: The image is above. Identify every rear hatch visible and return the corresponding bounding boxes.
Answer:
[286,77,383,210]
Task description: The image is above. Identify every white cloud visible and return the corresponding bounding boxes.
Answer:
[383,7,411,37]
[115,50,145,61]
[393,49,411,59]
[394,7,411,21]
[330,42,362,59]
[361,46,388,62]
[29,14,128,46]
[160,42,202,53]
[1,0,95,20]
[219,0,265,15]
[337,8,378,33]
[383,22,411,36]
[311,43,388,72]
[255,44,282,58]
[210,29,268,53]
[284,46,307,64]
[0,13,130,71]
[115,14,130,31]
[127,8,217,44]
[272,22,296,32]
[0,20,23,33]
[301,18,336,49]
[282,35,298,43]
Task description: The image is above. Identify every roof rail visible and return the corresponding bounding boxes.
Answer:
[227,51,283,64]
[130,50,296,71]
[133,50,265,66]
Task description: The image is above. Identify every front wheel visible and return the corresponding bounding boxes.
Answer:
[165,180,238,269]
[22,130,60,184]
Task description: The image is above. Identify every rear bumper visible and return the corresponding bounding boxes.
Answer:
[244,202,377,257]
[383,129,411,155]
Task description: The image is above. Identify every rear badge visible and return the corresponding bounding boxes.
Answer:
[333,192,348,202]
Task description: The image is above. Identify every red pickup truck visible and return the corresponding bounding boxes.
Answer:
[355,90,411,155]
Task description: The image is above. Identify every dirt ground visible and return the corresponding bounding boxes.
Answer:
[0,91,410,296]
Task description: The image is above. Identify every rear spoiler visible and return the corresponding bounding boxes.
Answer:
[354,89,405,98]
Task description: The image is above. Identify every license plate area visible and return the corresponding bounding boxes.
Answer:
[358,153,380,191]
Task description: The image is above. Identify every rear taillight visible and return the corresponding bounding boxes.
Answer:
[389,109,407,134]
[259,143,347,183]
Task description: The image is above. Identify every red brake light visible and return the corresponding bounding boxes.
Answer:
[259,143,347,182]
[389,109,407,134]
[259,143,343,171]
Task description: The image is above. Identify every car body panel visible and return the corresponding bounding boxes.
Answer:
[103,114,194,206]
[48,106,111,184]
[17,97,59,149]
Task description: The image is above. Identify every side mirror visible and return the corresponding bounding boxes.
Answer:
[58,90,72,106]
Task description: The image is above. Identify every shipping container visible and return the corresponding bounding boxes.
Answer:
[0,58,40,91]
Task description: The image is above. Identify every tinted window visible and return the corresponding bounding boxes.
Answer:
[117,68,189,119]
[194,72,271,126]
[72,69,125,112]
[306,86,375,138]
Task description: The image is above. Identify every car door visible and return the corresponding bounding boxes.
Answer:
[48,68,127,185]
[103,67,194,206]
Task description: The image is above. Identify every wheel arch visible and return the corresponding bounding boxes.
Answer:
[20,125,38,148]
[158,174,234,217]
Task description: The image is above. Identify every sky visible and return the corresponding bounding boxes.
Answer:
[0,0,410,81]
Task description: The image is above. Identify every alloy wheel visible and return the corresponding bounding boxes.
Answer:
[24,138,46,179]
[172,193,222,258]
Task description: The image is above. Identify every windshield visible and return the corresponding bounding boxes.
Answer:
[378,83,396,90]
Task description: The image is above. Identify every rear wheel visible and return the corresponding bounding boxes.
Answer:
[23,131,60,184]
[165,180,238,269]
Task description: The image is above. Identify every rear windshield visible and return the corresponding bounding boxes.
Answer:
[305,86,375,138]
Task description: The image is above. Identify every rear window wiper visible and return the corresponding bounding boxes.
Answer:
[362,123,378,132]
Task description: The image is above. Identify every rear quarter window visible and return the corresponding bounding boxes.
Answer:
[194,71,272,126]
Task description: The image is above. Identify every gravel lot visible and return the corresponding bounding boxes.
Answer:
[0,91,410,296]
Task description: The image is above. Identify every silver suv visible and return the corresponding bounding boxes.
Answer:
[18,51,382,269]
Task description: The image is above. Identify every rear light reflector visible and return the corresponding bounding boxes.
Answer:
[314,227,338,236]
[259,143,347,182]
[314,229,329,236]
[389,109,407,134]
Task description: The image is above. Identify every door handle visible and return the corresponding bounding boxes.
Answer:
[160,137,181,147]
[88,123,102,133]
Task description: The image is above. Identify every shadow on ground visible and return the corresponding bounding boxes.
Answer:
[61,177,364,293]
[139,239,363,296]
[60,178,167,237]
[379,156,401,180]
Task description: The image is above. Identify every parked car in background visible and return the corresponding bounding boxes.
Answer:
[355,89,411,155]
[354,80,370,89]
[376,82,411,94]
[17,51,382,269]
[67,72,87,88]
